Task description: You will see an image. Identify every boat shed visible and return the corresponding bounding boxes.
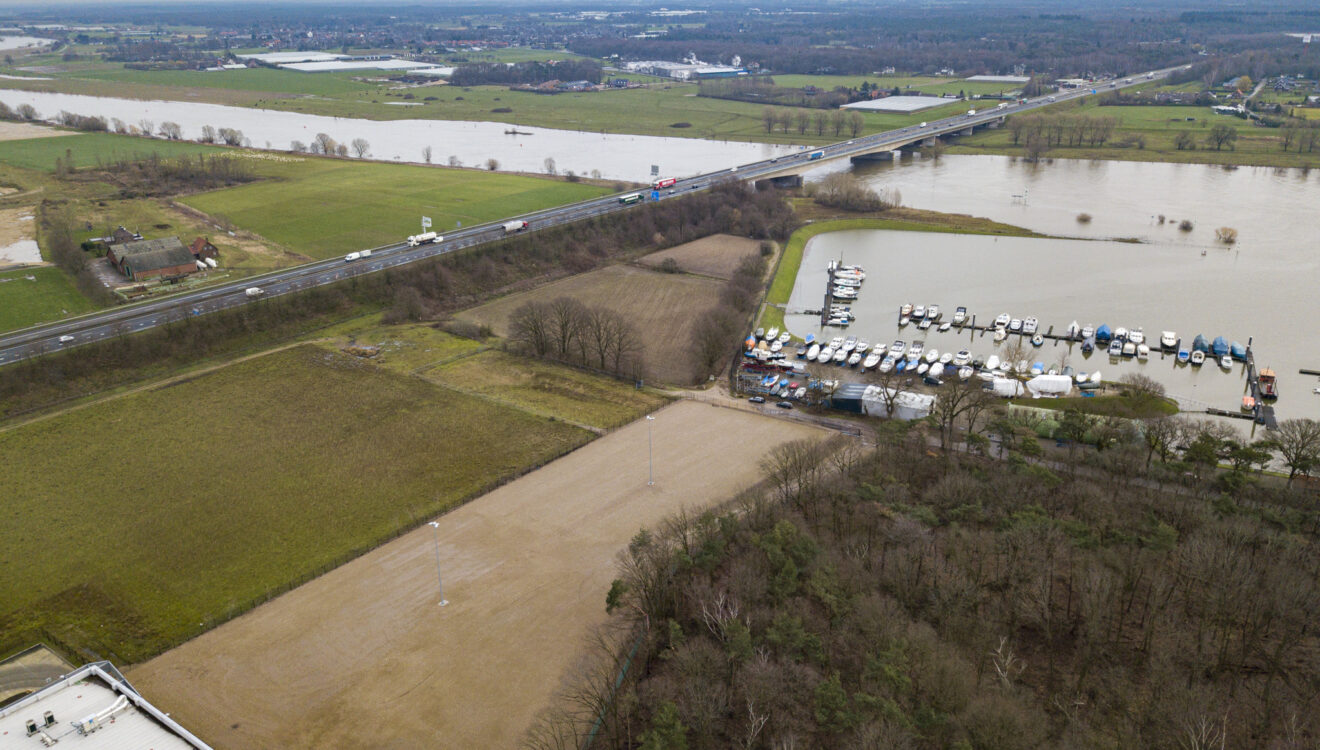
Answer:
[829,383,934,421]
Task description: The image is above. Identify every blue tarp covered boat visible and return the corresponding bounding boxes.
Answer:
[1192,334,1209,353]
[1095,324,1112,343]
[1211,336,1229,356]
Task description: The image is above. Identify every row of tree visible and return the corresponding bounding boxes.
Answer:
[508,298,644,378]
[760,107,863,138]
[1006,113,1120,149]
[449,59,603,87]
[688,251,770,382]
[289,133,371,158]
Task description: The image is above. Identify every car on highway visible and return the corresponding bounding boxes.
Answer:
[748,396,766,404]
[58,335,74,344]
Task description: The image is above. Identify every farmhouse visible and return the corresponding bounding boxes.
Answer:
[107,237,200,281]
[188,236,219,261]
[0,661,210,749]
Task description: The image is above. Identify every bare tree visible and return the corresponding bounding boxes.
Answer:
[335,143,348,157]
[200,125,217,143]
[812,110,826,136]
[422,145,432,163]
[312,132,336,155]
[1272,418,1320,484]
[543,156,557,175]
[689,305,741,380]
[158,121,182,140]
[831,109,846,136]
[110,117,127,134]
[290,140,307,153]
[447,155,461,167]
[351,137,370,158]
[218,127,243,146]
[509,300,552,356]
[848,111,864,137]
[486,157,500,170]
[138,119,154,136]
[793,110,809,135]
[932,379,994,451]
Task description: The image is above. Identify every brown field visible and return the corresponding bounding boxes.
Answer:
[458,264,724,385]
[129,401,823,749]
[0,122,70,142]
[636,233,762,279]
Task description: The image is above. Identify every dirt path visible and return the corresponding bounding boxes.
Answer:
[129,400,824,749]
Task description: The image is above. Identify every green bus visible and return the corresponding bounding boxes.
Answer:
[618,193,643,205]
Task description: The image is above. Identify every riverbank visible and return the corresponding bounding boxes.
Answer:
[759,206,1048,334]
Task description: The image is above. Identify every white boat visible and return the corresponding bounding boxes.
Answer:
[930,363,945,378]
[938,322,951,332]
[843,336,857,352]
[912,305,926,319]
[898,315,911,326]
[1108,340,1123,357]
[777,332,792,344]
[1031,334,1044,347]
[794,387,807,399]
[832,348,848,364]
[1009,318,1023,332]
[832,288,858,298]
[925,349,940,363]
[1080,324,1094,340]
[1017,359,1030,373]
[889,341,905,356]
[927,304,942,321]
[878,356,895,373]
[993,328,1007,342]
[994,313,1011,329]
[1129,328,1145,345]
[855,340,870,354]
[863,353,882,369]
[1220,355,1233,369]
[1074,371,1088,383]
[1122,341,1136,357]
[829,337,844,349]
[1066,321,1080,339]
[953,350,971,366]
[817,347,834,364]
[899,303,913,317]
[918,318,934,329]
[826,317,850,327]
[917,362,930,375]
[985,355,1001,370]
[1137,343,1150,359]
[998,360,1012,373]
[806,344,821,360]
[1160,331,1178,350]
[1023,317,1039,334]
[953,307,968,325]
[908,342,924,358]
[833,277,862,288]
[977,371,997,382]
[1089,371,1103,384]
[958,366,974,380]
[939,352,954,365]
[755,327,764,339]
[770,341,783,353]
[766,327,780,340]
[1190,350,1205,366]
[1114,326,1129,341]
[848,352,862,367]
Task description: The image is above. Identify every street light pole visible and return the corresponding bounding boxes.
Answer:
[646,415,655,486]
[427,521,448,606]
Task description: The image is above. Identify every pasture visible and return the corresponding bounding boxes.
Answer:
[0,344,592,663]
[0,266,95,331]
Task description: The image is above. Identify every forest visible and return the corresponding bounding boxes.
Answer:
[529,419,1320,749]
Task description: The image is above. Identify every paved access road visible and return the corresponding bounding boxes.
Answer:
[0,65,1183,366]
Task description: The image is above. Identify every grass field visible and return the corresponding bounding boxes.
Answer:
[182,158,611,257]
[0,344,593,662]
[0,266,96,330]
[427,349,670,429]
[0,133,225,173]
[66,67,373,97]
[459,264,724,385]
[129,401,824,750]
[771,74,1026,98]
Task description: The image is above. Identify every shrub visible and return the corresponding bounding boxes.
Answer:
[491,107,513,113]
[1179,219,1193,232]
[1215,226,1238,244]
[669,122,692,128]
[1076,213,1092,223]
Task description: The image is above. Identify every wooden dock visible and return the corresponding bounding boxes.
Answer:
[1244,338,1278,430]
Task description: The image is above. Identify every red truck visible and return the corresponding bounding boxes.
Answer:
[652,177,678,190]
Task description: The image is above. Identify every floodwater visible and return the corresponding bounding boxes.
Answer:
[787,226,1320,422]
[0,37,53,52]
[784,155,1320,422]
[0,90,797,181]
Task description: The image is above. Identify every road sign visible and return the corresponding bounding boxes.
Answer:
[651,190,659,201]
[650,164,659,176]
[421,216,432,228]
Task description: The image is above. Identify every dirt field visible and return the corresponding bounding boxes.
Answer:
[458,264,723,385]
[0,122,70,142]
[636,233,763,279]
[129,401,822,749]
[0,206,39,267]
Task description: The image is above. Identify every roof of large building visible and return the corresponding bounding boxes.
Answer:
[841,95,949,112]
[0,663,210,750]
[123,245,196,275]
[114,236,186,257]
[965,74,1030,83]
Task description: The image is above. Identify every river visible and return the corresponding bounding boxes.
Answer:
[787,155,1320,422]
[0,90,796,181]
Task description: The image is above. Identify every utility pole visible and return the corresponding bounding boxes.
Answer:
[427,521,448,606]
[646,415,655,486]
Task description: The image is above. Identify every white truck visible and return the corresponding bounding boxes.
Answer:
[407,231,439,247]
[966,109,977,117]
[245,287,264,298]
[502,220,529,234]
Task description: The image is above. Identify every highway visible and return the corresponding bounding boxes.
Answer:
[0,65,1183,367]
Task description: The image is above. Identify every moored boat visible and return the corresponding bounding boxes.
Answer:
[1081,336,1095,354]
[927,304,942,321]
[1176,348,1190,364]
[1190,350,1205,366]
[994,328,1007,342]
[1023,317,1039,334]
[985,355,1000,370]
[766,327,779,340]
[1066,321,1080,339]
[1108,340,1123,357]
[1259,368,1278,399]
[1009,318,1023,332]
[994,313,1011,329]
[1129,328,1145,345]
[1137,343,1150,359]
[1242,395,1256,411]
[953,307,968,325]
[938,322,951,332]
[1081,324,1095,340]
[1191,334,1209,353]
[1230,341,1246,360]
[1160,331,1177,350]
[1211,336,1229,357]
[953,350,971,366]
[1095,324,1112,343]
[1113,326,1128,341]
[1122,341,1136,357]
[899,315,911,326]
[900,303,914,317]
[918,318,933,330]
[1031,333,1044,347]
[1219,355,1233,369]
[912,305,926,319]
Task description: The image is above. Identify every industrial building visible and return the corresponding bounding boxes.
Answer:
[0,662,210,749]
[828,382,935,421]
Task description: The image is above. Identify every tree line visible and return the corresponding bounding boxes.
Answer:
[807,173,902,213]
[508,298,644,378]
[757,106,864,139]
[688,250,770,382]
[0,183,795,418]
[530,413,1320,749]
[1006,113,1120,150]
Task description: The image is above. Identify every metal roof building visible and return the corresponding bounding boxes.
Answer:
[841,96,949,113]
[0,662,210,749]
